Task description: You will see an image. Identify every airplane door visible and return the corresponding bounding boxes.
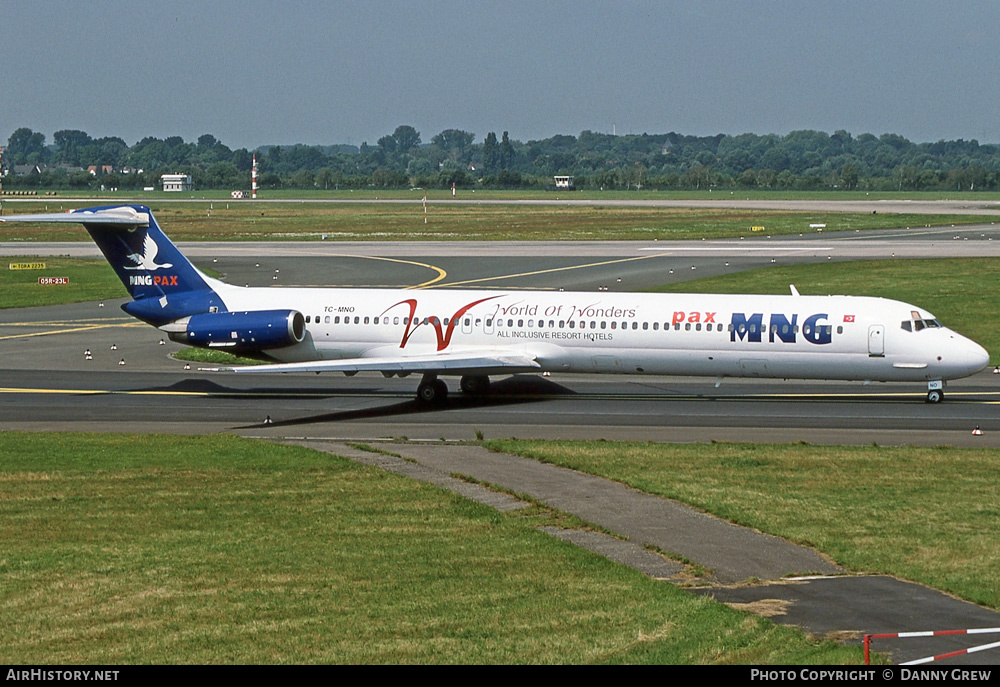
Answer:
[868,325,885,357]
[462,316,473,335]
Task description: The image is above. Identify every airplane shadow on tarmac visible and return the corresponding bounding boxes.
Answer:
[236,375,576,429]
[140,374,575,429]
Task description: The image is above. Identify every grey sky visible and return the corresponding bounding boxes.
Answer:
[4,1,998,149]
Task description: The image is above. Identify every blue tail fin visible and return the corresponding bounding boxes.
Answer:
[0,204,228,325]
[72,205,227,325]
[75,205,205,297]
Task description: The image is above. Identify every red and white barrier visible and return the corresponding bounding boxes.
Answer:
[865,627,1000,665]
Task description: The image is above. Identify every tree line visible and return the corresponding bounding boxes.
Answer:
[4,125,1000,192]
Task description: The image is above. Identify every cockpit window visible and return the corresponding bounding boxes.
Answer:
[902,317,942,332]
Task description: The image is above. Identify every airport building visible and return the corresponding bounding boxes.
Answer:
[160,174,193,192]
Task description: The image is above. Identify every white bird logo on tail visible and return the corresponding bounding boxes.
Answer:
[124,233,172,270]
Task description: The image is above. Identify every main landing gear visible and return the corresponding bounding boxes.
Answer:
[459,375,491,395]
[417,374,449,404]
[926,380,944,404]
[415,374,492,404]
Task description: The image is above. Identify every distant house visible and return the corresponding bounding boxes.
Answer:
[553,175,575,190]
[13,164,42,176]
[161,174,192,192]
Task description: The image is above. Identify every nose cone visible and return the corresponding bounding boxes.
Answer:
[952,335,990,378]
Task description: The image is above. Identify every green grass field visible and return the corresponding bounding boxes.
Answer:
[0,258,126,308]
[483,440,1000,611]
[0,198,989,241]
[8,188,1000,202]
[0,432,864,665]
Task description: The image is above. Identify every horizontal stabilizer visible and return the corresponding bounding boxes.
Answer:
[0,207,150,227]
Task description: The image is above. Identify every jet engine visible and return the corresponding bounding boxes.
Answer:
[164,309,306,351]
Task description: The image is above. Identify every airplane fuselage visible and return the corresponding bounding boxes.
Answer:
[210,282,987,384]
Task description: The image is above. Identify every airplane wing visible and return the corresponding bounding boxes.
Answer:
[215,350,542,376]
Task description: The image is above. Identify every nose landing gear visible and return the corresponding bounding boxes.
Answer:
[926,380,944,403]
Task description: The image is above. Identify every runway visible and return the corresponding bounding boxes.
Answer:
[2,221,999,445]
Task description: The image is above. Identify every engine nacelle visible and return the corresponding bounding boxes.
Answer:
[166,309,306,351]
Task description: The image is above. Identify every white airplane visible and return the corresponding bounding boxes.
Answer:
[1,204,989,403]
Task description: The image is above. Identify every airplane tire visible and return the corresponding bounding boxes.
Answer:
[417,379,448,404]
[926,389,943,403]
[460,375,490,395]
